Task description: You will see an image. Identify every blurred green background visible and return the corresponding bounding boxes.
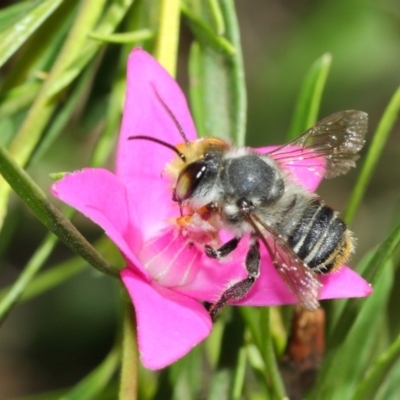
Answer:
[1,0,400,398]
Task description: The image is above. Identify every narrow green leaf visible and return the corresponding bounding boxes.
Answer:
[0,0,135,231]
[32,54,103,163]
[0,73,127,310]
[207,0,225,35]
[187,0,246,146]
[191,45,234,141]
[0,232,57,324]
[0,46,127,316]
[181,5,235,55]
[240,307,263,351]
[246,344,273,399]
[0,118,14,147]
[312,261,393,400]
[188,42,206,136]
[312,218,400,397]
[88,29,154,44]
[0,82,40,119]
[0,236,118,304]
[154,0,181,77]
[0,0,107,229]
[0,144,119,278]
[0,0,63,68]
[328,215,400,349]
[61,345,120,400]
[3,1,77,92]
[90,59,126,168]
[345,85,400,224]
[0,204,21,258]
[205,318,225,368]
[288,53,332,139]
[0,254,87,303]
[231,347,247,400]
[169,346,204,399]
[260,308,287,399]
[10,388,68,400]
[370,347,400,400]
[354,330,400,400]
[216,0,246,146]
[0,1,35,29]
[0,210,120,323]
[208,310,245,400]
[208,369,233,400]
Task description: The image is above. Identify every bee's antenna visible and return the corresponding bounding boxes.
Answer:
[128,135,186,162]
[151,84,191,146]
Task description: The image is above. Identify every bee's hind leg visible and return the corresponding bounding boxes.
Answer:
[205,237,240,259]
[209,237,260,321]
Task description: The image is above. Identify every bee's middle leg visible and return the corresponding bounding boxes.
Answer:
[205,237,240,259]
[209,237,260,321]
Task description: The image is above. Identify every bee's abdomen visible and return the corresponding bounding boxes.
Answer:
[286,200,353,274]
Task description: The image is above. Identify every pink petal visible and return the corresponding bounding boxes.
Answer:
[116,48,197,241]
[51,168,148,279]
[319,266,373,299]
[256,145,324,192]
[121,268,212,370]
[223,246,371,306]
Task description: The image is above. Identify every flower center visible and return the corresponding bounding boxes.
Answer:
[138,225,204,287]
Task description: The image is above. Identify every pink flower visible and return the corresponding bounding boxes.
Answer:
[51,48,372,370]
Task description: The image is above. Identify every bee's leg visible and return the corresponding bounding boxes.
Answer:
[209,238,260,321]
[205,237,241,259]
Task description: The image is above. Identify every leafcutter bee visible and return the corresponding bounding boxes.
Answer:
[129,87,367,320]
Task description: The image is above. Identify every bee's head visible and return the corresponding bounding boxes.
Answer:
[173,145,224,204]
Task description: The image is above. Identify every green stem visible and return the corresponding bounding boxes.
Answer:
[119,303,138,400]
[0,144,119,278]
[155,0,181,76]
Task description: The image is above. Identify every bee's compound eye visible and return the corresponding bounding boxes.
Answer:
[175,161,207,201]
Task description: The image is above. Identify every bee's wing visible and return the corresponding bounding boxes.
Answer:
[269,110,367,179]
[247,213,322,311]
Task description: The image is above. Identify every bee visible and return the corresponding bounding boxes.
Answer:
[129,87,367,320]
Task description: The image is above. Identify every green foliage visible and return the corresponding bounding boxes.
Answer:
[1,1,399,399]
